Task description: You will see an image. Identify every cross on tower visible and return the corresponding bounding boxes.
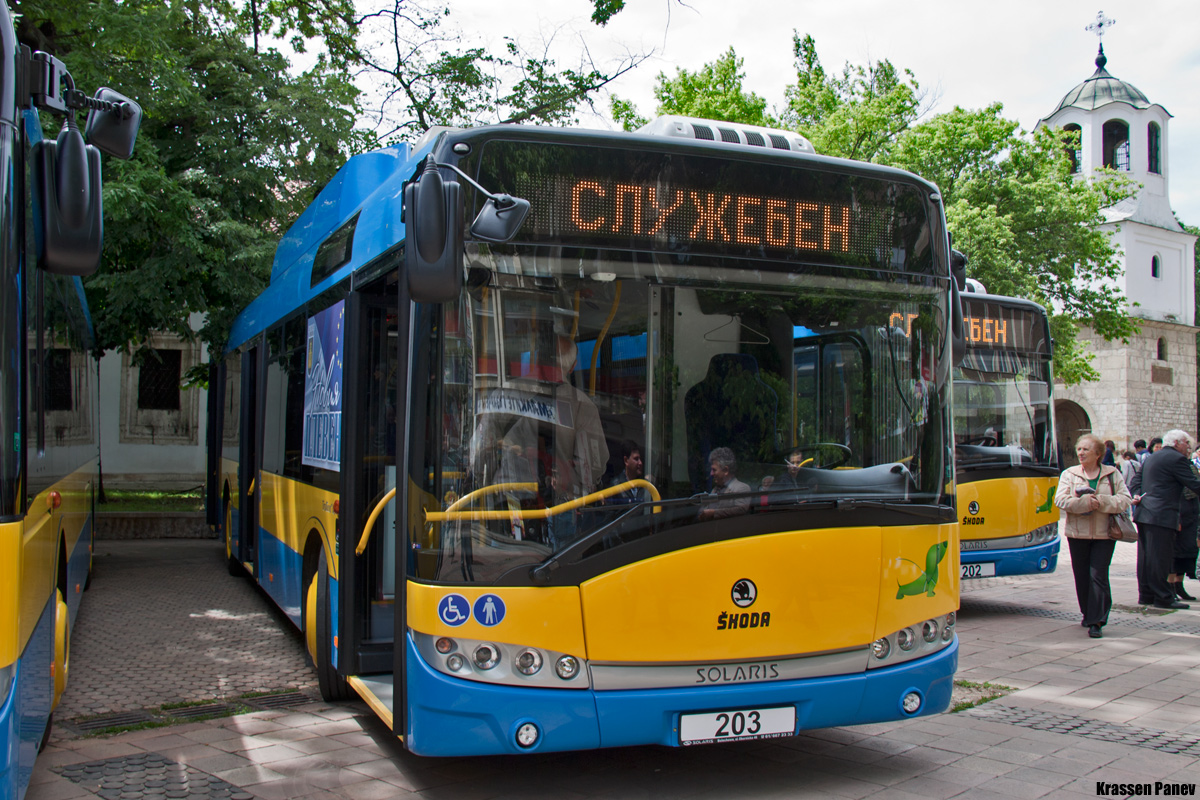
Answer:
[1086,11,1116,44]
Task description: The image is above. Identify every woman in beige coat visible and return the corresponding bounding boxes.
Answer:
[1055,433,1133,638]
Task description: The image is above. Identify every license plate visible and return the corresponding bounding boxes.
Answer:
[679,706,796,745]
[961,562,996,579]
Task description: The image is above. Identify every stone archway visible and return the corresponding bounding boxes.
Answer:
[1055,400,1092,468]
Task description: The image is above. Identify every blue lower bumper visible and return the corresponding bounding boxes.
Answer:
[404,635,958,756]
[960,537,1059,577]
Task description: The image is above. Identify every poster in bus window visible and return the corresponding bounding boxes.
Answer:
[303,300,344,471]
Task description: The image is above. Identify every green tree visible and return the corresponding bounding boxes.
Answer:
[610,48,772,132]
[16,0,366,358]
[782,33,923,162]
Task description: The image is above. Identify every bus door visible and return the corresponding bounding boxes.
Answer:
[236,345,260,571]
[338,290,401,693]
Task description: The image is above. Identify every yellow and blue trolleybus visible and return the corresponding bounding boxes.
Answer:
[955,288,1060,580]
[0,8,140,797]
[209,115,964,756]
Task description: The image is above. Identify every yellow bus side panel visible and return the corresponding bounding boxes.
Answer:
[958,476,1059,541]
[875,524,959,637]
[580,527,887,663]
[0,520,20,668]
[258,471,338,571]
[408,582,587,657]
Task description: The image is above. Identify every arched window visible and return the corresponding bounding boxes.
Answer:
[1063,124,1082,174]
[1103,119,1130,170]
[1148,122,1162,174]
[1151,255,1160,278]
[1157,338,1168,360]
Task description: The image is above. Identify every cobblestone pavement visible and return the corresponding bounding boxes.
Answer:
[26,536,1200,799]
[57,539,317,720]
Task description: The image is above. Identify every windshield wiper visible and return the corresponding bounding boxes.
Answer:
[528,496,704,583]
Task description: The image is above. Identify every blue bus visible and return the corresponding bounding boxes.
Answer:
[0,10,140,798]
[208,115,964,756]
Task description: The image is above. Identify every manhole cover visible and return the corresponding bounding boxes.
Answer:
[56,753,253,800]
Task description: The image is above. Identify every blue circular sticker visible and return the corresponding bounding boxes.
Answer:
[473,594,506,627]
[437,594,471,627]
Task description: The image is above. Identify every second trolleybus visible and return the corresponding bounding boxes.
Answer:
[954,288,1060,580]
[208,115,965,756]
[0,11,140,798]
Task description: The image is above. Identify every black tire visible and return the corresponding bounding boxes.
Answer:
[225,500,243,577]
[38,712,53,753]
[314,548,350,701]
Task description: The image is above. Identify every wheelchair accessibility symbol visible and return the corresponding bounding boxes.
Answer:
[473,594,506,627]
[437,594,471,627]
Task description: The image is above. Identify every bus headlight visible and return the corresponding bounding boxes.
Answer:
[435,637,456,654]
[922,620,939,643]
[446,653,466,672]
[473,643,500,670]
[555,655,580,680]
[515,649,543,676]
[897,628,916,651]
[871,638,891,660]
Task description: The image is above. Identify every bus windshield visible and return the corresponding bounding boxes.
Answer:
[953,296,1054,471]
[954,352,1053,469]
[414,247,951,585]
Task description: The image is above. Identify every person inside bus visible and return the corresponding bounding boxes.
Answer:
[608,439,651,505]
[698,447,751,521]
[760,448,808,495]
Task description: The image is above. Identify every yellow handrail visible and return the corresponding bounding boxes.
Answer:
[356,487,396,555]
[426,479,661,523]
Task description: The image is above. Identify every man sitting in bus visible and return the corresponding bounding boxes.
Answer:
[608,440,652,505]
[698,447,751,521]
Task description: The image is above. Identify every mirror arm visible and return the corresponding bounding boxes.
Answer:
[426,159,518,209]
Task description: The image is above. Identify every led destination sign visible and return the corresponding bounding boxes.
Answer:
[565,179,852,252]
[475,140,935,272]
[960,298,1048,353]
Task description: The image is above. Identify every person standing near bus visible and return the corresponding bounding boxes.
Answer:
[1133,429,1200,609]
[1055,433,1131,638]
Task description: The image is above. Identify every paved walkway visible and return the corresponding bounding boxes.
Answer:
[26,537,1200,799]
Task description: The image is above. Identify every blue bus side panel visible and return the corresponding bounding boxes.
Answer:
[257,529,303,627]
[404,634,957,756]
[960,538,1059,577]
[405,635,601,756]
[594,640,957,748]
[0,595,54,800]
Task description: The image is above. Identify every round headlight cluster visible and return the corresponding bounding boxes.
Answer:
[871,637,891,660]
[897,628,916,651]
[473,643,500,670]
[515,649,543,676]
[555,655,580,680]
[942,612,956,642]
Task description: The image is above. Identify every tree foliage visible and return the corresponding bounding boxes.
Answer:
[15,0,366,357]
[607,35,1136,384]
[781,33,923,162]
[16,0,648,359]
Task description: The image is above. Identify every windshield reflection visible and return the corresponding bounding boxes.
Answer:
[416,253,950,584]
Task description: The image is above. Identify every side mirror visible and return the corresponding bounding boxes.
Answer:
[84,88,142,160]
[950,248,967,292]
[34,124,103,276]
[470,195,530,243]
[404,156,463,303]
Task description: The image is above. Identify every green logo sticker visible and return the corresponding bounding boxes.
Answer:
[1035,486,1056,514]
[896,542,948,599]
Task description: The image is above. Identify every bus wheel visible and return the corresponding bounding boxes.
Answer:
[312,548,350,701]
[38,712,53,753]
[225,501,242,577]
[53,589,69,709]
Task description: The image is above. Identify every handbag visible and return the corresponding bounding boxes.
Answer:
[1106,474,1138,542]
